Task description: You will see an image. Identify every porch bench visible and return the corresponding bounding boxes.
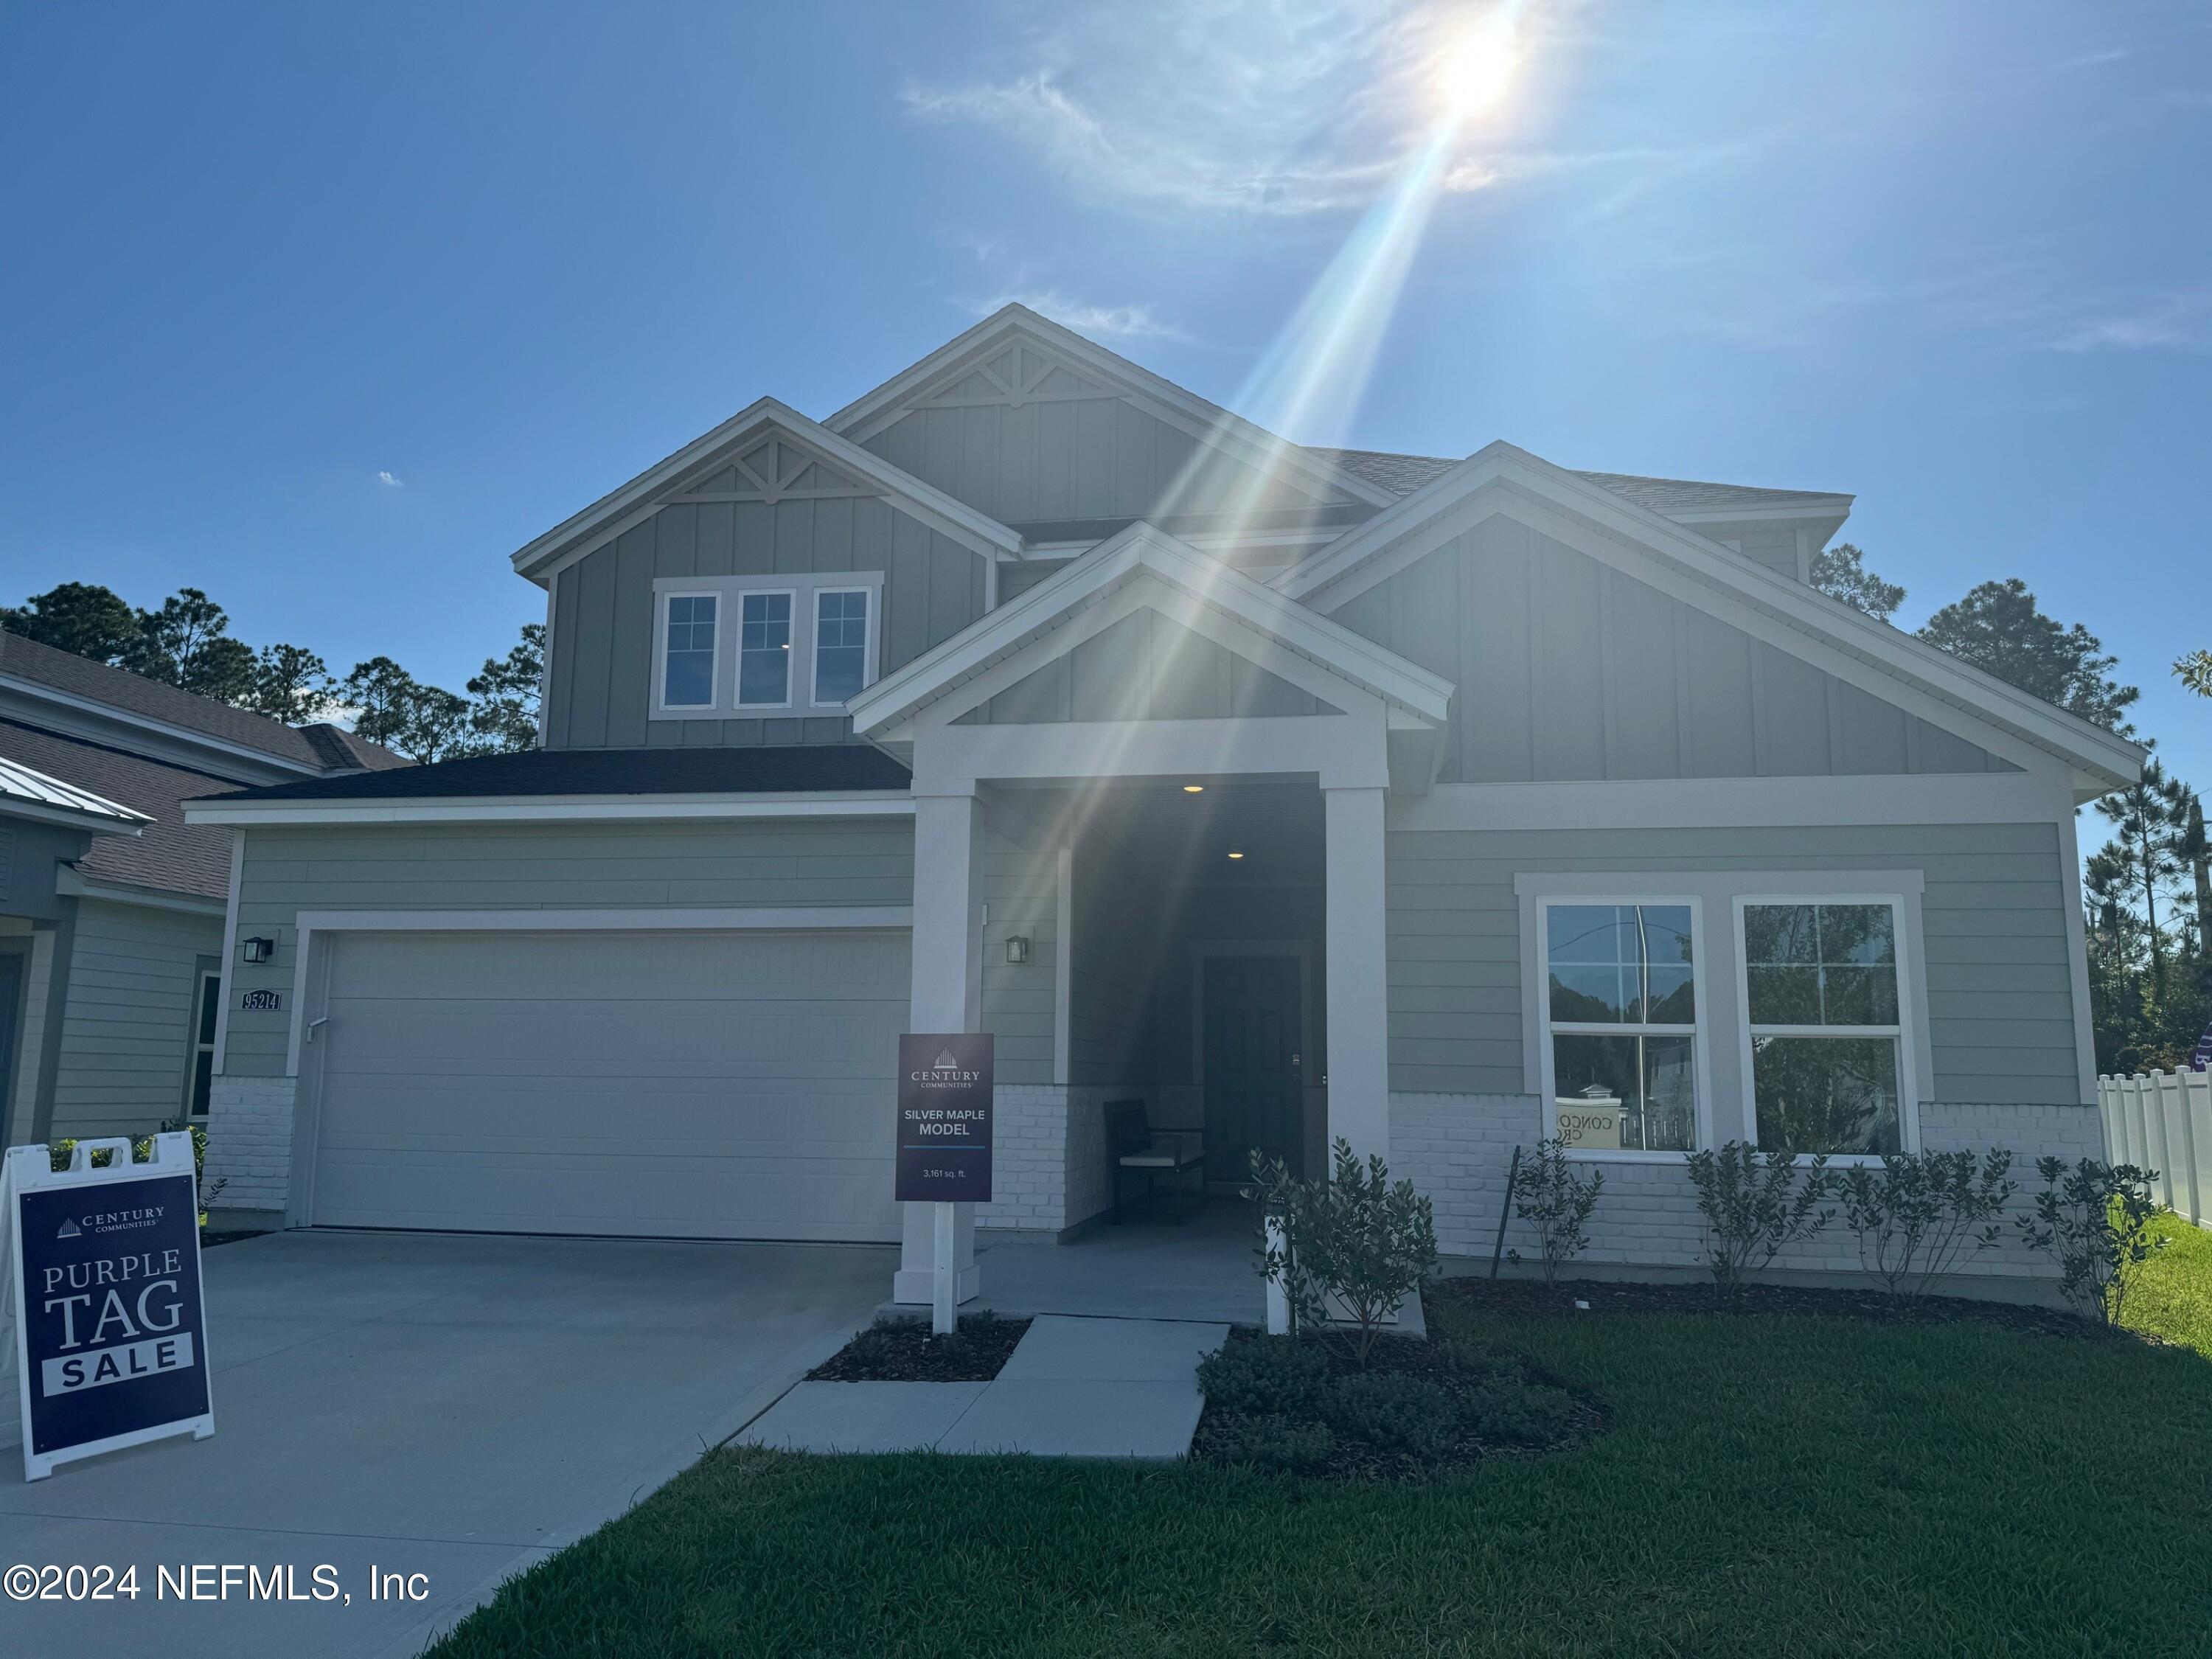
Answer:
[1105,1099,1206,1223]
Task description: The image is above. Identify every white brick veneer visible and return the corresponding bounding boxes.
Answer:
[1393,1091,2108,1285]
[204,1074,299,1216]
[975,1084,1133,1236]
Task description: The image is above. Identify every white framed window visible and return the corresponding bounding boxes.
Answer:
[1735,896,1916,1159]
[186,967,220,1117]
[1537,899,1706,1153]
[736,589,795,709]
[810,587,874,707]
[656,592,720,712]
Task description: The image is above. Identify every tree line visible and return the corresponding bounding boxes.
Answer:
[1812,546,2210,1076]
[0,582,540,764]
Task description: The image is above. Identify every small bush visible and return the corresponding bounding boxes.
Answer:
[1460,1363,1579,1447]
[1511,1138,1604,1284]
[1248,1139,1439,1366]
[2014,1157,2168,1326]
[1686,1140,1834,1297]
[1196,1333,1330,1417]
[1321,1371,1455,1458]
[1837,1149,2015,1301]
[1206,1417,1335,1473]
[48,1120,225,1222]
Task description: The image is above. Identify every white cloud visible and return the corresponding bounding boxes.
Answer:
[2048,289,2212,353]
[968,290,1185,341]
[376,470,404,488]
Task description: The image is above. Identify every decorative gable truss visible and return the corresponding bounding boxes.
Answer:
[678,437,877,504]
[905,338,1121,413]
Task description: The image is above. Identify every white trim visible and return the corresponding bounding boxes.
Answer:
[1052,846,1073,1088]
[279,905,914,1076]
[1273,444,2142,790]
[210,830,244,1075]
[1731,892,1927,1158]
[808,584,880,709]
[535,578,557,747]
[1390,771,2078,832]
[849,519,1452,739]
[184,963,220,1118]
[52,869,225,916]
[651,588,722,716]
[2056,807,2099,1103]
[734,587,798,712]
[0,791,148,836]
[1665,501,1853,526]
[823,303,1397,509]
[183,791,917,827]
[509,396,1023,583]
[0,672,327,781]
[1530,894,1717,1155]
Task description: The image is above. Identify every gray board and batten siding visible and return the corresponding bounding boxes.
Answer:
[1328,513,2014,784]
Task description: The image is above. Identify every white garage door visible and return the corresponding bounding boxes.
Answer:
[308,928,909,1241]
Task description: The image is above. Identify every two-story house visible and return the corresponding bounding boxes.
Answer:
[184,305,2140,1305]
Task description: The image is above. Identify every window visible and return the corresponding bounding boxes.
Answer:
[1542,902,1698,1152]
[812,588,870,706]
[187,967,220,1117]
[660,594,718,709]
[737,591,793,707]
[1742,902,1905,1156]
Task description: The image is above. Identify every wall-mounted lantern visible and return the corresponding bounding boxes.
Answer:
[240,936,276,964]
[1004,934,1032,966]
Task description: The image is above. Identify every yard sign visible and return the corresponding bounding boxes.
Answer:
[1,1133,215,1482]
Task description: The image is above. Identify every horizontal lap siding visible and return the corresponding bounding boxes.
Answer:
[52,900,220,1138]
[223,819,917,1078]
[1385,822,2081,1105]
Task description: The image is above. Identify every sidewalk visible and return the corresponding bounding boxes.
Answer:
[738,1315,1226,1459]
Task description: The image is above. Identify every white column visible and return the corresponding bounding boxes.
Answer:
[1324,785,1390,1166]
[894,790,985,1307]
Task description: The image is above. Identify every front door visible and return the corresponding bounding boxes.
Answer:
[1203,956,1303,1183]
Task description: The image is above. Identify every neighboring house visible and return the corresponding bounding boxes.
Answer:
[0,632,404,1148]
[184,305,2140,1304]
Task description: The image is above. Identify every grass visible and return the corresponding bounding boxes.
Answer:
[433,1249,2212,1658]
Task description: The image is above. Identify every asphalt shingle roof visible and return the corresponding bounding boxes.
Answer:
[0,719,242,900]
[1304,447,1848,514]
[209,744,914,804]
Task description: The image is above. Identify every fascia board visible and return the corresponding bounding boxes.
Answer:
[181,790,917,827]
[509,397,1023,582]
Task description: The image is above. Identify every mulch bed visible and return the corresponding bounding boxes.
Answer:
[1191,1326,1608,1482]
[1428,1273,2107,1340]
[806,1313,1034,1382]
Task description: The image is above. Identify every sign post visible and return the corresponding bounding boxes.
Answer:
[897,1033,993,1335]
[3,1133,214,1482]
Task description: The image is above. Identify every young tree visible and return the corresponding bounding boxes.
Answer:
[0,582,145,664]
[1916,578,2138,732]
[1808,543,1906,622]
[465,622,544,753]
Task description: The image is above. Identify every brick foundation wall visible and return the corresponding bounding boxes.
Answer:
[1392,1091,2108,1286]
[973,1083,1135,1235]
[204,1074,299,1216]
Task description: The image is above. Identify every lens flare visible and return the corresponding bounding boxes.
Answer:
[1439,13,1520,116]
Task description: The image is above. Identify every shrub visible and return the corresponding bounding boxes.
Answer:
[1206,1417,1335,1473]
[1686,1140,1833,1296]
[1251,1139,1439,1366]
[1197,1334,1331,1417]
[1321,1371,1455,1458]
[47,1119,226,1223]
[1458,1363,1579,1447]
[1837,1149,2016,1301]
[1510,1138,1604,1284]
[2014,1157,2168,1326]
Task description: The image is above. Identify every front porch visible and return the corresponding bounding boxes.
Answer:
[975,1199,1266,1326]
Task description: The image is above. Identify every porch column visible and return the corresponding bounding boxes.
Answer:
[1323,784,1390,1166]
[893,788,985,1307]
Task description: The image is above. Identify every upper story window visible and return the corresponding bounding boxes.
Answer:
[651,573,880,720]
[813,589,872,706]
[1541,901,1699,1152]
[738,591,794,708]
[660,594,719,710]
[1740,900,1907,1157]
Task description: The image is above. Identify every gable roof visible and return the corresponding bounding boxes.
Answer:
[847,520,1453,740]
[508,396,1025,585]
[0,629,403,775]
[824,304,1401,513]
[1304,447,1853,520]
[1275,441,2143,793]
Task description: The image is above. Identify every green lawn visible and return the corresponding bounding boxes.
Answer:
[434,1247,2212,1658]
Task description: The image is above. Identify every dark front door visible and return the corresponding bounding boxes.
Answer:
[1203,956,1303,1183]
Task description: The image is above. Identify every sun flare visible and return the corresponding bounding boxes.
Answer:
[1438,11,1520,117]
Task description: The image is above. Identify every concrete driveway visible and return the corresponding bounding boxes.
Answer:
[0,1228,889,1658]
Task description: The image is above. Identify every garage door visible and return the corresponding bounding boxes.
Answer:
[308,928,909,1241]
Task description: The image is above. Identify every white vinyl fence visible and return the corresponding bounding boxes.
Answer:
[2099,1069,2212,1228]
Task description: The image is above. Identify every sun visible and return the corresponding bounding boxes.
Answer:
[1437,11,1520,118]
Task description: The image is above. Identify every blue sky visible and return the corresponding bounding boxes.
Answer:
[3,1,2206,787]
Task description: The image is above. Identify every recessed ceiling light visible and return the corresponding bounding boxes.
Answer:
[1183,784,1204,793]
[1227,846,1245,860]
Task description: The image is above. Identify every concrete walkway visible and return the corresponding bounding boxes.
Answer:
[0,1229,888,1659]
[740,1315,1227,1458]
